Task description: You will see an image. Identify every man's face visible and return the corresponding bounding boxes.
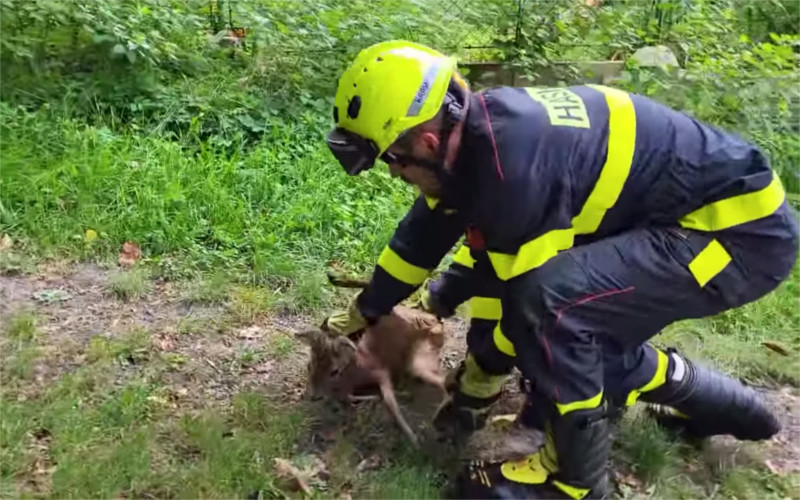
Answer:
[384,132,443,198]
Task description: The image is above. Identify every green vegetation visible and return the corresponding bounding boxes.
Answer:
[1,0,798,498]
[108,267,153,300]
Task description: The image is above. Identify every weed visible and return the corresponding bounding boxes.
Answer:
[358,448,445,499]
[0,251,34,275]
[176,314,225,336]
[161,352,189,369]
[267,333,296,360]
[182,271,232,305]
[170,393,308,498]
[86,336,116,363]
[228,286,274,324]
[2,345,40,380]
[721,465,798,499]
[238,348,262,367]
[614,409,684,483]
[282,271,335,314]
[2,310,37,343]
[108,267,152,301]
[86,327,151,365]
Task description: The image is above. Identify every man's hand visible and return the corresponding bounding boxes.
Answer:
[323,295,368,336]
[409,286,451,319]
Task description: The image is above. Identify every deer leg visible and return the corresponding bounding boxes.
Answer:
[376,369,419,447]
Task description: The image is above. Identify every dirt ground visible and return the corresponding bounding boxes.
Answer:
[2,262,799,497]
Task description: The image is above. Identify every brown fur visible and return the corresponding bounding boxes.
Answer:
[297,304,447,446]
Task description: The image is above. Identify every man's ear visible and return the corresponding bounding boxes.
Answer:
[419,131,440,155]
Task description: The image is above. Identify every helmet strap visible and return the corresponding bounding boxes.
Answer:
[428,90,463,185]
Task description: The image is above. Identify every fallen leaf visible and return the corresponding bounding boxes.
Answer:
[612,469,642,489]
[273,458,312,495]
[238,325,264,339]
[762,341,790,356]
[254,361,274,374]
[0,233,12,251]
[356,454,382,473]
[118,241,142,268]
[153,333,176,351]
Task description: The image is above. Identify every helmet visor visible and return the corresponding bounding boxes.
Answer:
[325,128,379,176]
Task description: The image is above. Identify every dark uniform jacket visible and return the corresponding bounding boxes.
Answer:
[356,84,790,322]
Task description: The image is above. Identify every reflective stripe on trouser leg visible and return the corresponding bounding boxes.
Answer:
[687,238,731,287]
[624,345,669,406]
[491,323,516,357]
[466,318,515,377]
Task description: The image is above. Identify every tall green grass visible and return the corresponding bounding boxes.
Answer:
[0,102,414,282]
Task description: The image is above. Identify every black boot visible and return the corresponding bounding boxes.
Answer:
[448,406,611,500]
[640,348,780,441]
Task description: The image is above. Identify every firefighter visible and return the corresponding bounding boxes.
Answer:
[322,40,797,499]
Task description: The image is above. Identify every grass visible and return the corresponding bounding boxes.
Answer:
[228,285,276,324]
[0,102,414,289]
[614,409,685,484]
[267,332,298,360]
[181,271,232,305]
[108,267,152,301]
[86,327,152,365]
[2,310,37,343]
[1,310,41,381]
[0,356,310,499]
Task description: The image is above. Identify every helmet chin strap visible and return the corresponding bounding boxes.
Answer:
[422,91,463,186]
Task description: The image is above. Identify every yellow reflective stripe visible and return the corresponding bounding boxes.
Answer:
[452,244,475,268]
[377,246,428,285]
[679,171,785,232]
[486,87,637,281]
[572,85,636,234]
[500,452,548,485]
[625,347,668,406]
[688,238,732,287]
[492,323,517,357]
[555,391,603,416]
[488,228,574,281]
[424,195,440,210]
[470,297,502,321]
[553,480,591,500]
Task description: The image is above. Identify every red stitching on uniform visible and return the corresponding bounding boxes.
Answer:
[546,286,635,404]
[556,286,636,320]
[477,93,504,181]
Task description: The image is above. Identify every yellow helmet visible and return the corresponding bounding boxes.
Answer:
[325,40,458,175]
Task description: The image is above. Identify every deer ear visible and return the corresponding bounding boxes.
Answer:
[334,335,357,352]
[295,329,321,345]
